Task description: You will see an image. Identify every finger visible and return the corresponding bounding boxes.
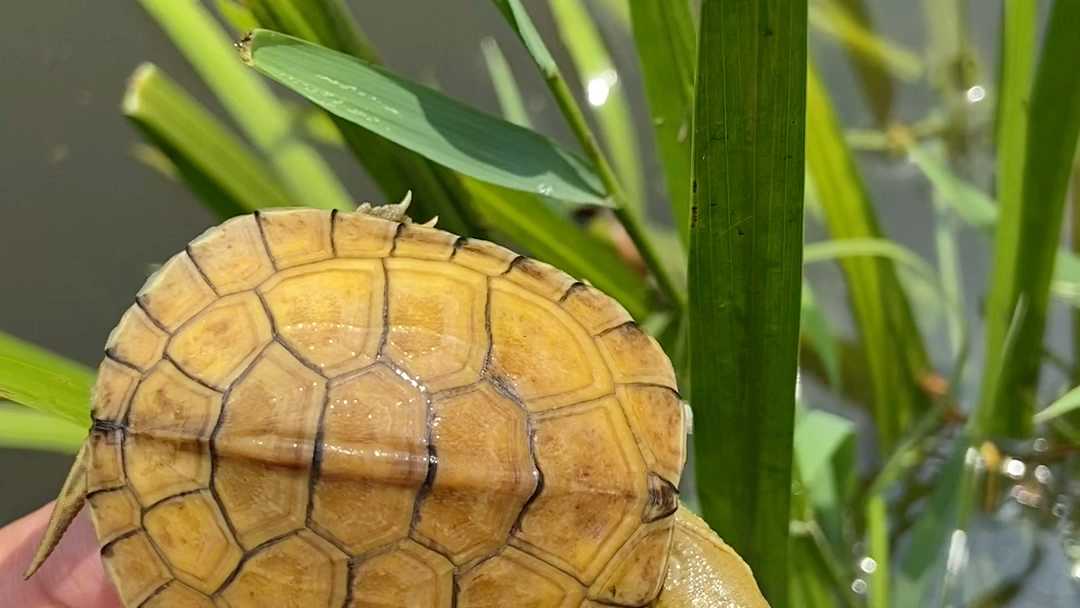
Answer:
[0,503,122,608]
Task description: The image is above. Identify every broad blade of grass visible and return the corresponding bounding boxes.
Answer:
[136,0,353,211]
[0,332,93,427]
[628,0,695,245]
[806,63,931,453]
[461,177,652,319]
[480,38,532,129]
[978,0,1080,438]
[124,63,295,218]
[688,1,806,604]
[240,30,608,206]
[0,405,86,454]
[548,0,645,214]
[247,0,482,235]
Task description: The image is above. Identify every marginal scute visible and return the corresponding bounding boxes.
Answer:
[259,258,384,376]
[312,365,428,555]
[559,283,633,336]
[392,224,456,261]
[502,257,576,302]
[333,211,398,258]
[213,343,324,549]
[100,532,173,607]
[126,362,221,505]
[90,358,140,423]
[489,279,612,411]
[186,215,275,295]
[617,385,686,485]
[258,208,334,268]
[588,516,674,606]
[218,531,348,608]
[457,547,584,608]
[143,490,242,594]
[141,582,216,608]
[105,304,168,371]
[451,239,517,276]
[597,323,677,390]
[349,541,453,608]
[416,383,536,564]
[383,258,487,392]
[166,292,272,390]
[86,429,125,493]
[137,252,216,332]
[88,488,140,544]
[514,397,647,583]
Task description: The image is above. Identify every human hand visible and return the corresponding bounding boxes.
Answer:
[0,503,121,608]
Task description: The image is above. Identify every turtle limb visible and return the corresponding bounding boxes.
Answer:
[23,442,88,579]
[655,506,771,608]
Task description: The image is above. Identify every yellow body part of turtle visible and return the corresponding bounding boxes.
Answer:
[27,205,769,608]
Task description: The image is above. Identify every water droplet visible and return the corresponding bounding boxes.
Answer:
[536,184,553,196]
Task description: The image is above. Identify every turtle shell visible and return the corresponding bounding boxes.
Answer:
[85,209,686,608]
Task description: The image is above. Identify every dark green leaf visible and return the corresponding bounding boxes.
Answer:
[688,1,806,605]
[241,30,609,207]
[0,332,94,427]
[629,0,695,245]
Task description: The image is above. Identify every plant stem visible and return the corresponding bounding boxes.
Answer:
[806,521,861,608]
[545,74,686,309]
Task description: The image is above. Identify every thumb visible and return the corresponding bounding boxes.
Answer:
[0,503,122,608]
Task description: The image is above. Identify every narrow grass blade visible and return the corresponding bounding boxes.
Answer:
[806,63,931,452]
[214,0,259,34]
[0,405,87,454]
[480,38,532,128]
[136,0,353,211]
[1034,384,1080,423]
[688,1,806,604]
[247,0,483,235]
[124,63,295,218]
[978,0,1080,438]
[548,0,645,214]
[461,177,652,319]
[628,0,695,245]
[906,143,997,229]
[809,1,922,81]
[241,30,608,206]
[801,281,843,391]
[0,332,93,427]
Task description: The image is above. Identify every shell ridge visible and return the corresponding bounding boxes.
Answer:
[252,210,281,272]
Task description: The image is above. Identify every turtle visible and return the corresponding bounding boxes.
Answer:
[25,200,769,608]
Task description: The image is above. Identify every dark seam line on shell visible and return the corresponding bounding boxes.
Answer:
[558,281,587,304]
[255,291,279,335]
[455,545,502,576]
[502,255,527,276]
[141,487,204,514]
[271,335,331,379]
[340,560,357,608]
[377,257,391,354]
[141,522,184,585]
[618,382,683,400]
[408,529,453,562]
[85,485,128,501]
[307,523,352,556]
[409,392,438,533]
[642,473,680,523]
[99,528,139,556]
[349,538,401,564]
[479,277,494,374]
[134,580,172,608]
[510,414,543,537]
[185,245,222,297]
[426,380,484,402]
[509,538,587,586]
[483,376,527,413]
[134,297,170,334]
[451,574,461,608]
[206,357,251,547]
[305,379,331,527]
[253,210,280,271]
[103,350,144,374]
[450,236,469,258]
[242,529,302,559]
[162,354,224,393]
[212,556,244,597]
[329,209,340,257]
[597,319,639,338]
[388,222,406,256]
[92,418,127,433]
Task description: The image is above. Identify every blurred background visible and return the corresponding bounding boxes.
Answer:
[1,1,1078,606]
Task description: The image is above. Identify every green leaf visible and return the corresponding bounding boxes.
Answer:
[1034,383,1080,423]
[906,143,998,229]
[688,1,806,605]
[247,0,483,236]
[240,30,609,206]
[124,63,295,219]
[978,0,1080,438]
[0,332,94,427]
[806,63,931,453]
[801,281,843,391]
[629,0,696,245]
[0,405,87,454]
[480,38,532,129]
[548,0,645,214]
[491,0,560,77]
[136,0,353,211]
[461,176,652,320]
[808,0,922,81]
